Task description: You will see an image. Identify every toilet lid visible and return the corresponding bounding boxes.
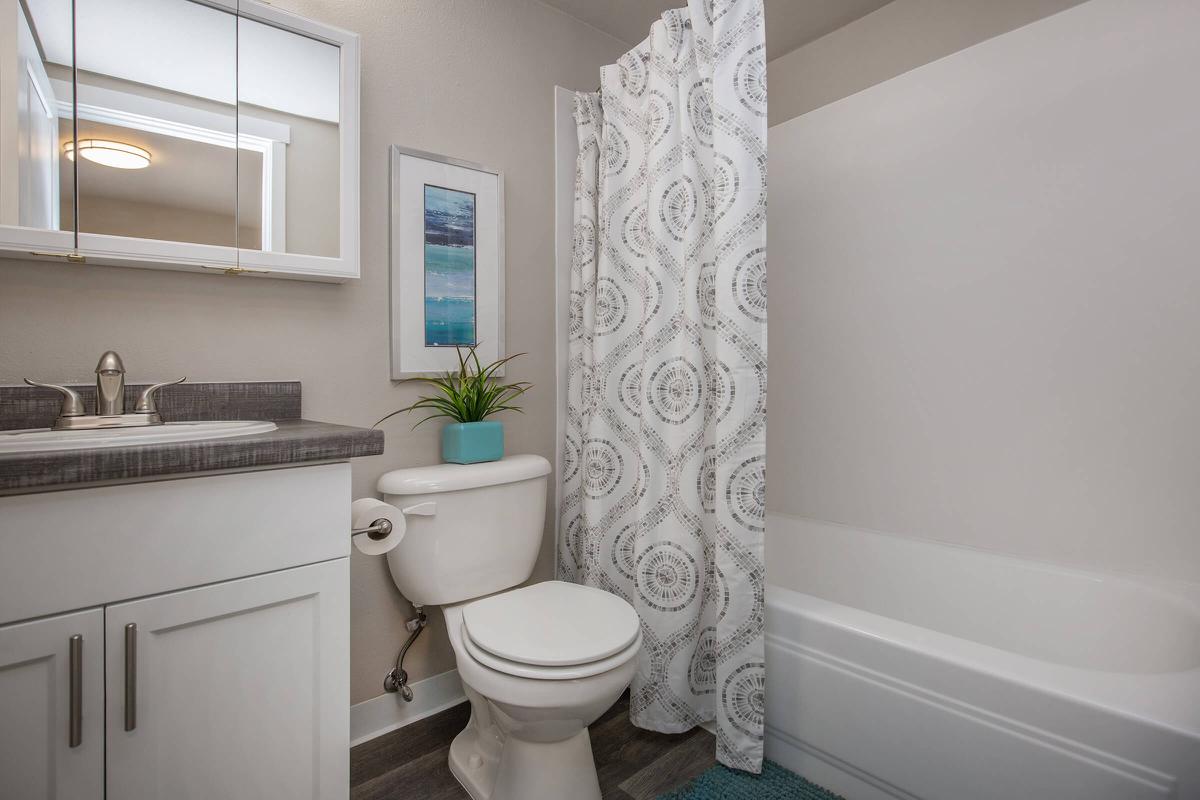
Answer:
[461,581,640,667]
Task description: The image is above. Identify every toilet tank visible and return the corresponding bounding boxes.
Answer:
[378,454,551,607]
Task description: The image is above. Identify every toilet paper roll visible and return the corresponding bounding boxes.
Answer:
[351,498,406,556]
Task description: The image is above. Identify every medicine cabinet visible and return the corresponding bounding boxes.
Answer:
[0,0,359,281]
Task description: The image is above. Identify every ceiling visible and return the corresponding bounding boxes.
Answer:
[540,0,893,61]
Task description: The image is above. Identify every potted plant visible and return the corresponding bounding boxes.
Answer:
[377,346,531,464]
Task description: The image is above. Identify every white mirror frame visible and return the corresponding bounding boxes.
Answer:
[0,0,360,283]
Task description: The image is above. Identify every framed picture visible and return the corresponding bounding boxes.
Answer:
[389,146,504,378]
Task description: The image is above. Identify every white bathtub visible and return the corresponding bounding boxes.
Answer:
[764,514,1200,800]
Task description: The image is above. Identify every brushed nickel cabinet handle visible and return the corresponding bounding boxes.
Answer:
[124,623,137,732]
[69,635,82,748]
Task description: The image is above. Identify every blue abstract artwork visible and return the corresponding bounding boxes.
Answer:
[424,184,477,346]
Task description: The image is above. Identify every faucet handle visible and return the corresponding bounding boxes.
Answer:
[134,378,186,414]
[24,379,86,418]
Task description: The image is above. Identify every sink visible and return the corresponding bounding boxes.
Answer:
[0,421,278,454]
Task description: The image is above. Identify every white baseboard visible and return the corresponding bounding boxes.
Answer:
[350,669,466,747]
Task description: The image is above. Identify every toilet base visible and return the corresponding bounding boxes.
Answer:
[448,715,602,800]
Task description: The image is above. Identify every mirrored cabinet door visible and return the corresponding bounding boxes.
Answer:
[234,0,358,279]
[0,0,75,253]
[236,14,341,260]
[73,0,239,265]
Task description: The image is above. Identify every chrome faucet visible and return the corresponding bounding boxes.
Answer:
[24,351,185,431]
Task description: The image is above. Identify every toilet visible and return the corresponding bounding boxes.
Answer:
[378,454,641,800]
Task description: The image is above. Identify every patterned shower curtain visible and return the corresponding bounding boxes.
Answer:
[559,0,767,772]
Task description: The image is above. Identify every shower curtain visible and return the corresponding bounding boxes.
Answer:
[559,0,767,772]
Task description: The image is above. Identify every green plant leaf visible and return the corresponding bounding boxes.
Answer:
[374,346,534,428]
[479,352,527,382]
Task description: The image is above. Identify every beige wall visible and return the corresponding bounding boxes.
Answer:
[766,0,1200,583]
[766,0,1088,125]
[240,102,340,258]
[0,0,625,704]
[69,194,258,248]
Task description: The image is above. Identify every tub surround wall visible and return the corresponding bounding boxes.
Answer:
[763,2,1200,796]
[767,0,1200,584]
[768,514,1200,680]
[0,0,628,704]
[766,0,1089,125]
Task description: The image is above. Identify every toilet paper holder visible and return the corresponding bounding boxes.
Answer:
[350,501,436,541]
[351,518,394,542]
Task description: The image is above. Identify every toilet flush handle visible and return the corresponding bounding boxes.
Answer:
[401,502,436,516]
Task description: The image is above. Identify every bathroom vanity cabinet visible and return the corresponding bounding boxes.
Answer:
[0,463,353,799]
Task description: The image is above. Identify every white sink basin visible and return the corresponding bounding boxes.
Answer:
[0,421,278,454]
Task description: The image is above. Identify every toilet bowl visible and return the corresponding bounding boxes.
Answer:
[377,455,641,800]
[443,582,640,800]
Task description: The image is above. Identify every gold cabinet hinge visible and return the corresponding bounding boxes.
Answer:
[30,250,86,263]
[201,265,271,276]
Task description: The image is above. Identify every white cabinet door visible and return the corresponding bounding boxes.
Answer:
[105,559,349,800]
[0,609,104,800]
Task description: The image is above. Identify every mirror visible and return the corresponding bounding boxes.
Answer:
[2,0,74,235]
[238,14,341,258]
[0,0,356,278]
[70,0,239,247]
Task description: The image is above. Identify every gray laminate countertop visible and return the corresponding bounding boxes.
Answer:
[0,419,384,494]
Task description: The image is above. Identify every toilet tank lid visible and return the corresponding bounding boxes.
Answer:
[377,454,551,496]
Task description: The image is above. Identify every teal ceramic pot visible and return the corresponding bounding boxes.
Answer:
[441,420,504,464]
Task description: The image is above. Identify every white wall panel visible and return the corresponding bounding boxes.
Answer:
[768,0,1200,582]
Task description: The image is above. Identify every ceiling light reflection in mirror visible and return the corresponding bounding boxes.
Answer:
[64,140,152,170]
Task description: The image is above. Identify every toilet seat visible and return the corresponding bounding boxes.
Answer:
[462,624,642,680]
[460,581,641,679]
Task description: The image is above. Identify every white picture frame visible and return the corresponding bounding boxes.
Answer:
[389,146,505,378]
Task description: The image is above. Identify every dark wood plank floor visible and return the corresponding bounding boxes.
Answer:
[351,692,716,800]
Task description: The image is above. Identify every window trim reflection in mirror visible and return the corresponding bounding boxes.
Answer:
[57,78,290,252]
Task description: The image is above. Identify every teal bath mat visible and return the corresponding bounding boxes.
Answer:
[658,760,845,799]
